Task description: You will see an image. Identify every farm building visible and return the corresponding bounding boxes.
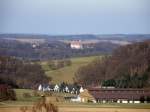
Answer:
[79,89,96,103]
[70,89,96,103]
[88,88,150,103]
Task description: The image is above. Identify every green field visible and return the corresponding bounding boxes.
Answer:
[41,56,101,84]
[0,89,74,107]
[14,89,40,102]
[1,88,150,109]
[0,89,39,107]
[1,89,150,112]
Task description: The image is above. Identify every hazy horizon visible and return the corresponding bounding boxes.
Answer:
[0,0,150,35]
[1,33,150,36]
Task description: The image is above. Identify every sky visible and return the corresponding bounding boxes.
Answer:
[0,0,150,35]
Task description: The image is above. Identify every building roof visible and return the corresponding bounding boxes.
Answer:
[79,89,95,101]
[71,41,82,45]
[88,88,150,100]
[88,87,150,91]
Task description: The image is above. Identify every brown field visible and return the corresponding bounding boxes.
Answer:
[0,107,150,112]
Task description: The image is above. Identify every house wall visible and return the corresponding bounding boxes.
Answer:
[70,44,83,49]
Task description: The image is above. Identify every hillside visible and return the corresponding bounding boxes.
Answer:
[41,56,101,84]
[75,40,150,88]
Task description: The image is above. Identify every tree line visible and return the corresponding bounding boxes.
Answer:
[75,40,150,88]
[0,56,50,89]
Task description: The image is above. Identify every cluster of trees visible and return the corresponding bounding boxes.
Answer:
[0,84,16,101]
[48,59,72,70]
[75,41,150,88]
[0,39,118,60]
[102,73,148,88]
[0,56,50,89]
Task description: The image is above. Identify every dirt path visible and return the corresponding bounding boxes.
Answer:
[0,107,150,112]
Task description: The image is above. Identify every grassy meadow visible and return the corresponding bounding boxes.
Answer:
[41,56,101,84]
[1,89,150,112]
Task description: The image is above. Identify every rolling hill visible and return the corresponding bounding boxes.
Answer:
[0,34,150,60]
[41,56,102,84]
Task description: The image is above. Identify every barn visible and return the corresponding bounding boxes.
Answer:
[88,88,150,103]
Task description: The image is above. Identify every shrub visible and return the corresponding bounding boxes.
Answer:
[32,97,58,112]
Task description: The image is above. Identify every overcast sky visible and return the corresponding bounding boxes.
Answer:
[0,0,150,35]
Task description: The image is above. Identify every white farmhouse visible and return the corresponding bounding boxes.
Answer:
[38,84,42,91]
[54,84,59,92]
[79,86,84,93]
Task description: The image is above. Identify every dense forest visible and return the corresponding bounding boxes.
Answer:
[75,40,150,88]
[0,56,50,89]
[0,39,118,60]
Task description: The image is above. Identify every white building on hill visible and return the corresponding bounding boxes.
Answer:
[70,41,83,49]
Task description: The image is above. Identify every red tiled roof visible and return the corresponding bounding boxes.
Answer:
[88,88,150,100]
